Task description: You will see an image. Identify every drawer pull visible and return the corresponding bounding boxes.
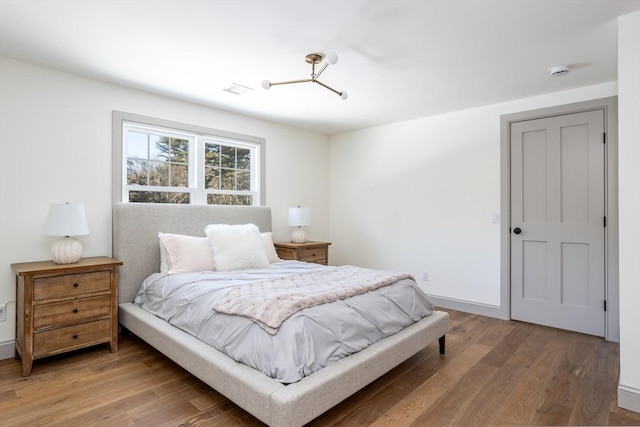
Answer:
[72,334,78,339]
[72,308,78,313]
[73,283,79,288]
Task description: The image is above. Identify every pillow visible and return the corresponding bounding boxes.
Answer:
[158,232,215,274]
[261,232,280,263]
[205,224,269,271]
[159,238,169,273]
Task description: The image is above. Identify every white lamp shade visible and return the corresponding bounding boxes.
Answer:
[288,207,310,227]
[44,203,89,236]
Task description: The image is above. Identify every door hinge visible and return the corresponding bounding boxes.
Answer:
[603,132,606,144]
[604,300,607,311]
[604,216,607,227]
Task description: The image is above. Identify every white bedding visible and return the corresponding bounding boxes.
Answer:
[134,260,435,384]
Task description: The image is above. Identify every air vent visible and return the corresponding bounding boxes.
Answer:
[223,83,254,95]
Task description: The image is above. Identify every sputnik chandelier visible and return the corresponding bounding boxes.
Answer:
[261,52,348,100]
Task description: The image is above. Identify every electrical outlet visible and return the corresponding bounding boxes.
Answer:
[422,270,429,281]
[0,305,6,322]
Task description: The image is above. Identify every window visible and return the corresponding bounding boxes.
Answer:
[113,111,265,205]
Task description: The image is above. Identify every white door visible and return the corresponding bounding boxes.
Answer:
[510,110,605,336]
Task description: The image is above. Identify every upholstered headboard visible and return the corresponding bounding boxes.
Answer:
[113,203,272,304]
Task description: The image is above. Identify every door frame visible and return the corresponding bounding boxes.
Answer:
[499,97,619,341]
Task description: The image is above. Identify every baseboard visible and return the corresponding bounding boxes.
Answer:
[618,384,640,413]
[0,340,15,360]
[427,295,504,319]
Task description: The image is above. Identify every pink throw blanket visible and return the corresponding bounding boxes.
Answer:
[212,265,414,334]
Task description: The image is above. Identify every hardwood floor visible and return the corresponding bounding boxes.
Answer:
[1,310,639,426]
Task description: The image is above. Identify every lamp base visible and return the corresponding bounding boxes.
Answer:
[51,237,83,264]
[291,228,307,244]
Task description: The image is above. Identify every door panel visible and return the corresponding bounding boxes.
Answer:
[561,125,590,223]
[511,110,605,336]
[561,242,590,307]
[522,241,548,301]
[522,129,548,222]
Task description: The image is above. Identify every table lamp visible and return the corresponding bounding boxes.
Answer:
[288,206,310,243]
[43,202,89,264]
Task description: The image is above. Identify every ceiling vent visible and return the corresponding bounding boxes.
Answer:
[223,83,254,95]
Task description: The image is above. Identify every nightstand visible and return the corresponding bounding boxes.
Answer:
[10,256,122,376]
[274,241,331,265]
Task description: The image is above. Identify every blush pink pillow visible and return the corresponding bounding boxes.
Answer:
[158,232,214,274]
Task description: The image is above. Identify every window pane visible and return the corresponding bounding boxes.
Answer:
[127,159,148,185]
[205,143,220,166]
[207,194,252,205]
[237,147,250,169]
[205,167,219,189]
[127,132,148,158]
[220,169,235,190]
[170,163,188,187]
[221,146,235,168]
[148,161,169,186]
[237,170,250,191]
[170,138,189,163]
[149,135,166,160]
[129,191,190,204]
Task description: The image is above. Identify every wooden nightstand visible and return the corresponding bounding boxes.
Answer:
[274,241,331,265]
[10,256,122,376]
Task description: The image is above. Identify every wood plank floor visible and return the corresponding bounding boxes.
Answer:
[1,310,639,426]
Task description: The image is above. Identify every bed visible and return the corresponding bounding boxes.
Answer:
[113,202,449,427]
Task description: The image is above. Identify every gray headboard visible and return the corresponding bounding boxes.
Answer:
[113,203,272,304]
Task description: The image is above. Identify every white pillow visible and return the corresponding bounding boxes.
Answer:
[205,224,269,271]
[159,238,169,273]
[158,232,215,274]
[261,232,280,263]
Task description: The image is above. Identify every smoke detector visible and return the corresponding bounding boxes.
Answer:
[550,65,570,76]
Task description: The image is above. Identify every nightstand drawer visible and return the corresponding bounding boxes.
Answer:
[33,295,111,329]
[274,241,331,266]
[34,271,111,300]
[299,248,327,263]
[33,319,111,356]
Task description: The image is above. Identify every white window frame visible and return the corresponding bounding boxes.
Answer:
[112,111,265,206]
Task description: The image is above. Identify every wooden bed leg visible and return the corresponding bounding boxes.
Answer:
[438,335,446,356]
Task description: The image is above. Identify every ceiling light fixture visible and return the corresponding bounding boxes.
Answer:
[261,52,348,100]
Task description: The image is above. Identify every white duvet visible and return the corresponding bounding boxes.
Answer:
[134,260,435,384]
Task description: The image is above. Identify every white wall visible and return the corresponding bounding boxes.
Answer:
[617,10,640,414]
[329,82,617,311]
[0,57,330,349]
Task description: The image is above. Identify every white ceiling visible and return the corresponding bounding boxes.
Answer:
[1,0,638,135]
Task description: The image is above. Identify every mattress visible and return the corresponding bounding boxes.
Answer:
[135,260,435,384]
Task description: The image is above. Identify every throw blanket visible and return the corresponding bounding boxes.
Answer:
[212,265,414,334]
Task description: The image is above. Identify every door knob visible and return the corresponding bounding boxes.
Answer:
[513,227,522,234]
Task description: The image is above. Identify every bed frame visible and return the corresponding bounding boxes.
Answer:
[113,202,449,427]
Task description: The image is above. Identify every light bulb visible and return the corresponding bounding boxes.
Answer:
[340,90,348,100]
[326,51,339,65]
[261,80,271,89]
